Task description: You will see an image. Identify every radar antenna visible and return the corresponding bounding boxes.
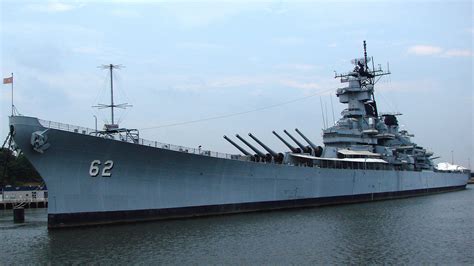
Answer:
[335,40,391,83]
[93,64,132,131]
[363,40,368,70]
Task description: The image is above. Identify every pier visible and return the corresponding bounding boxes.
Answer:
[0,199,48,210]
[1,185,48,209]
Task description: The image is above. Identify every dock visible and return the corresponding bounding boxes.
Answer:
[0,199,48,210]
[1,185,48,210]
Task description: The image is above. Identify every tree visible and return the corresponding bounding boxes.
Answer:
[0,148,43,186]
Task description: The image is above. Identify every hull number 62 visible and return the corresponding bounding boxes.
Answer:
[89,160,114,177]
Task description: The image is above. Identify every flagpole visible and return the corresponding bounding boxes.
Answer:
[11,72,14,116]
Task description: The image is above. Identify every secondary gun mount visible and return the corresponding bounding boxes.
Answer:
[248,133,284,163]
[272,131,301,153]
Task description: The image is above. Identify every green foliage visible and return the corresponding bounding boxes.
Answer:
[0,148,43,186]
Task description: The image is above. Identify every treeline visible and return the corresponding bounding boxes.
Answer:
[0,148,43,186]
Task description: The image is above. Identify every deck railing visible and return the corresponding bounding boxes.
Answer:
[38,119,247,161]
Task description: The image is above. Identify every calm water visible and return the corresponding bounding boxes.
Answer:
[1,186,473,264]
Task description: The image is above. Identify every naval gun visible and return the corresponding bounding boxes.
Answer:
[295,128,323,157]
[272,131,301,153]
[248,133,284,163]
[235,134,270,162]
[223,135,254,157]
[283,129,312,154]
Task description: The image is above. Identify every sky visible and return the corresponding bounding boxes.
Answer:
[0,0,473,167]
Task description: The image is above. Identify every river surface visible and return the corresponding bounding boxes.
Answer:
[1,186,473,264]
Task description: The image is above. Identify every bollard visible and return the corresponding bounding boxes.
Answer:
[13,207,25,223]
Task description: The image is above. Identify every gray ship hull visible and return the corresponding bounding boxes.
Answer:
[10,116,469,228]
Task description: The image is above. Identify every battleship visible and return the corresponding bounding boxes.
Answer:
[8,42,470,228]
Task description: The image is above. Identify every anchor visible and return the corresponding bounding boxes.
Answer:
[31,130,51,153]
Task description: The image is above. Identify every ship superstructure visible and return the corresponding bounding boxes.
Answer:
[223,41,435,172]
[7,41,469,228]
[322,41,434,171]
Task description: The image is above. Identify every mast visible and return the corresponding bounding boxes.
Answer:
[11,73,14,116]
[109,64,115,125]
[94,64,132,131]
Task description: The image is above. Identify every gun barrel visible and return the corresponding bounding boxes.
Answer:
[223,135,252,156]
[272,131,299,153]
[235,134,265,157]
[295,128,317,150]
[283,129,306,151]
[248,133,277,157]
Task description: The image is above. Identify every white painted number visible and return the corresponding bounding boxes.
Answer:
[102,160,114,177]
[89,160,114,177]
[89,160,101,177]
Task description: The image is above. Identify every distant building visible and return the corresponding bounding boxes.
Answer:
[0,185,48,202]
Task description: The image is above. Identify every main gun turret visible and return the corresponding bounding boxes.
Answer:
[235,134,270,162]
[295,128,323,157]
[223,135,252,156]
[248,133,284,163]
[284,129,312,154]
[272,131,301,153]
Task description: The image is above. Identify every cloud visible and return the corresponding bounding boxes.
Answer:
[263,1,288,14]
[72,46,100,55]
[39,72,102,100]
[169,75,267,91]
[279,79,321,90]
[408,45,443,56]
[110,9,141,18]
[443,49,472,57]
[376,79,440,93]
[1,22,98,37]
[161,74,336,94]
[159,3,261,29]
[27,1,83,13]
[274,63,318,72]
[408,45,472,58]
[1,22,117,61]
[273,37,306,46]
[176,42,226,51]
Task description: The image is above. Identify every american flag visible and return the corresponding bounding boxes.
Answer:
[3,76,13,84]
